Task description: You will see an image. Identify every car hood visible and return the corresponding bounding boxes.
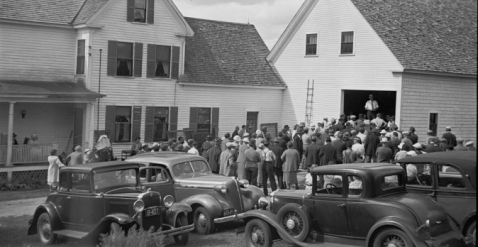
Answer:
[380,192,447,224]
[174,173,231,188]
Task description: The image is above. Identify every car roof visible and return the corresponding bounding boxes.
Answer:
[125,152,207,167]
[311,163,401,175]
[398,151,476,186]
[61,161,140,173]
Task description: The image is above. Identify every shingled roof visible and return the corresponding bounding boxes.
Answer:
[351,0,477,75]
[0,0,108,25]
[179,17,286,87]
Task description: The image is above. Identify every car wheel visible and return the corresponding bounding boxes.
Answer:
[37,212,57,245]
[373,227,413,247]
[276,203,311,243]
[245,219,273,247]
[466,221,476,247]
[174,214,189,245]
[193,207,215,234]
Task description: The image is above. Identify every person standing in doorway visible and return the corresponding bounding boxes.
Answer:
[365,94,379,121]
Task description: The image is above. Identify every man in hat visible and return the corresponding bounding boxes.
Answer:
[221,133,231,151]
[364,130,380,163]
[465,141,476,151]
[270,137,285,189]
[304,136,320,169]
[454,138,468,151]
[412,143,426,155]
[332,132,346,164]
[207,138,222,174]
[245,139,261,186]
[292,127,304,168]
[442,127,457,147]
[401,132,413,151]
[232,126,240,138]
[201,135,214,158]
[130,137,142,155]
[425,137,443,153]
[318,138,337,166]
[409,127,418,144]
[261,141,277,196]
[68,145,83,166]
[236,137,249,179]
[220,142,235,176]
[365,94,379,121]
[376,141,392,163]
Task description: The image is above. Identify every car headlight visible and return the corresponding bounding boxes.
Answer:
[258,197,269,209]
[221,186,228,193]
[164,195,174,208]
[133,199,145,213]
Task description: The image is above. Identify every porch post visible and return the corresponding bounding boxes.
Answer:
[6,102,15,167]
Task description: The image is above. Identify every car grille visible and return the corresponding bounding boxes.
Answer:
[140,191,162,231]
[225,179,244,213]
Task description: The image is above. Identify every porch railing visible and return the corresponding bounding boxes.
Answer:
[0,143,58,165]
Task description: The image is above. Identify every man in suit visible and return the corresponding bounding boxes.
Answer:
[442,126,457,148]
[318,138,337,166]
[292,127,304,169]
[305,136,320,170]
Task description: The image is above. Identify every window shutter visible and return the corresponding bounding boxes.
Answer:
[144,106,154,142]
[105,105,116,142]
[147,44,156,78]
[147,0,154,24]
[189,107,198,134]
[171,46,180,79]
[169,106,178,138]
[132,106,142,140]
[127,0,134,22]
[134,43,143,77]
[212,107,219,138]
[107,41,117,76]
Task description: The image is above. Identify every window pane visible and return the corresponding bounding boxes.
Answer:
[153,107,169,142]
[381,174,401,190]
[341,43,353,54]
[117,42,133,59]
[77,40,85,55]
[405,163,432,186]
[115,106,131,142]
[348,175,362,197]
[306,34,317,45]
[191,161,210,173]
[71,173,91,192]
[316,174,343,195]
[77,56,85,74]
[117,60,132,76]
[155,61,170,77]
[134,0,146,8]
[156,46,171,62]
[438,165,465,189]
[306,45,317,55]
[134,9,145,22]
[197,108,211,133]
[342,32,354,43]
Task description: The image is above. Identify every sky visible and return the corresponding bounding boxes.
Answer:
[173,0,304,50]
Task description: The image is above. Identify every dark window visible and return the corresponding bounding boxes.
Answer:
[429,113,438,136]
[134,0,146,23]
[117,42,133,76]
[438,164,465,189]
[114,106,132,142]
[155,46,171,77]
[306,34,317,55]
[197,108,211,133]
[153,107,169,142]
[76,40,85,74]
[341,31,354,54]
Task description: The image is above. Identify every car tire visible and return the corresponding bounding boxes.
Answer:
[37,212,57,245]
[193,206,215,234]
[174,214,189,245]
[373,227,413,247]
[466,221,476,247]
[245,219,273,247]
[276,203,311,243]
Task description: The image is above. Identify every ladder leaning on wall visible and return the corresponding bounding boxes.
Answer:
[305,79,314,127]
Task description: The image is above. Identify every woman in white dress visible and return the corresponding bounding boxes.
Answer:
[47,149,65,191]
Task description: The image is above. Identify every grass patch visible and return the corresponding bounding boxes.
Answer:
[0,187,50,202]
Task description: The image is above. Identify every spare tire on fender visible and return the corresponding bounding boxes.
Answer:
[276,203,311,243]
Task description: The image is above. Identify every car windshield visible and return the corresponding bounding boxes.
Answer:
[172,161,211,177]
[94,169,137,190]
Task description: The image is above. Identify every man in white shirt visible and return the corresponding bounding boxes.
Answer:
[364,94,379,121]
[187,141,199,155]
[352,138,365,159]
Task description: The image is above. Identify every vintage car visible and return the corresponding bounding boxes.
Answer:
[28,161,193,245]
[239,163,470,247]
[398,151,476,246]
[126,152,265,234]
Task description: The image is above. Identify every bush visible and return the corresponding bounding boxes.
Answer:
[98,224,165,247]
[0,176,47,191]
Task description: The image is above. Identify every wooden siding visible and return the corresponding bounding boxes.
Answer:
[274,0,403,126]
[401,73,476,144]
[0,23,76,82]
[0,102,75,155]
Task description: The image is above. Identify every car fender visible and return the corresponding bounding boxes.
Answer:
[239,210,311,247]
[180,194,223,219]
[28,202,63,235]
[366,216,427,247]
[84,213,138,240]
[461,210,476,233]
[163,202,192,226]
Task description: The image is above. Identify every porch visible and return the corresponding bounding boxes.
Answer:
[0,143,58,165]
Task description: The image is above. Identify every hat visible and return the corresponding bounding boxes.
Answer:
[350,115,356,119]
[426,130,433,134]
[233,135,241,142]
[402,131,409,136]
[231,142,238,147]
[445,126,452,130]
[380,129,387,134]
[257,143,264,149]
[243,137,250,143]
[284,125,289,128]
[398,143,404,149]
[409,126,415,132]
[84,148,91,153]
[226,142,233,148]
[465,141,474,146]
[413,143,422,149]
[385,132,392,138]
[152,142,160,147]
[381,137,388,143]
[256,130,262,135]
[243,132,250,137]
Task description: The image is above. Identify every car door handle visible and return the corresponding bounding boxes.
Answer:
[337,203,346,208]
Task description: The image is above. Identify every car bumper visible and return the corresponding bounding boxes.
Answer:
[157,224,194,237]
[213,210,242,224]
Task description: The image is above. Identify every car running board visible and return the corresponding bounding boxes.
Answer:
[53,229,88,239]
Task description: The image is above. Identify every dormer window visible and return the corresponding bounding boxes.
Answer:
[127,0,154,24]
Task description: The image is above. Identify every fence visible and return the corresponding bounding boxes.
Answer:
[0,143,58,165]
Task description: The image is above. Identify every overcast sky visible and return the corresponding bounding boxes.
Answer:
[173,0,304,50]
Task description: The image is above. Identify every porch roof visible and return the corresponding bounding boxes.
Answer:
[0,80,105,102]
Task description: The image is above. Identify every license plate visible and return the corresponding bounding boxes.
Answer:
[144,206,160,217]
[223,208,234,217]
